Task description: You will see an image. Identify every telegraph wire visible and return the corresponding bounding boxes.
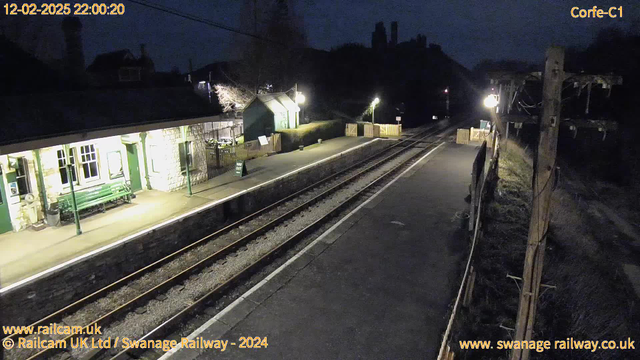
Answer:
[125,0,285,46]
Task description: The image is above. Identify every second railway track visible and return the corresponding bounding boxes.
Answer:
[4,119,465,360]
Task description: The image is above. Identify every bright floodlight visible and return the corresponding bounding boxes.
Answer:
[484,94,498,108]
[295,92,306,104]
[372,97,380,106]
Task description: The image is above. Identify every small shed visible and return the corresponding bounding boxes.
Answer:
[242,93,300,141]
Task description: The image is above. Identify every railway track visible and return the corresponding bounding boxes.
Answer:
[4,119,464,360]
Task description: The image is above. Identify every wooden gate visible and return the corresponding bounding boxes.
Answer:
[378,124,402,137]
[364,124,380,138]
[456,129,470,144]
[345,123,357,137]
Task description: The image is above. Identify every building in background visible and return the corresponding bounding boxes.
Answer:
[371,21,387,52]
[389,21,398,48]
[86,45,155,87]
[0,15,231,235]
[242,93,300,141]
[0,87,222,234]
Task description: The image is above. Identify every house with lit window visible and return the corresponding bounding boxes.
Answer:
[86,45,155,87]
[0,87,221,234]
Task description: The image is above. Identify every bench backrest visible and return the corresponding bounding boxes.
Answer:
[58,181,129,209]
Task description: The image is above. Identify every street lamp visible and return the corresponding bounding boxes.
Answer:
[483,94,499,108]
[295,91,305,127]
[444,87,450,117]
[371,97,380,124]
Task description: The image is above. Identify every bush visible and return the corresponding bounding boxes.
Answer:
[278,119,345,152]
[451,140,640,360]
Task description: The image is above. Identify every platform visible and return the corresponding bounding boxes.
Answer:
[0,136,377,289]
[166,142,479,360]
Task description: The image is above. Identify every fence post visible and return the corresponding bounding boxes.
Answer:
[215,144,221,169]
[463,266,476,307]
[511,46,564,360]
[469,162,477,232]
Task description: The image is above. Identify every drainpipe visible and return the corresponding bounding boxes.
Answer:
[34,149,49,214]
[140,132,152,190]
[180,125,192,196]
[64,144,82,235]
[185,140,192,196]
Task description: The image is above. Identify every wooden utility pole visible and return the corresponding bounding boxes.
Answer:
[511,46,564,360]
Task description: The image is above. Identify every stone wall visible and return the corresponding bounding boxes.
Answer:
[146,125,207,192]
[0,124,211,232]
[1,139,390,326]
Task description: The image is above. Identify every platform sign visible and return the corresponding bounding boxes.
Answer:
[235,160,248,177]
[258,135,269,146]
[479,120,490,130]
[395,116,401,123]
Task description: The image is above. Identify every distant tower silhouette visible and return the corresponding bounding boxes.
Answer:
[61,17,85,82]
[390,21,398,48]
[371,22,387,51]
[417,34,427,48]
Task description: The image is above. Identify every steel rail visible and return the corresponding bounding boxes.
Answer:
[2,123,437,345]
[112,123,461,360]
[18,123,458,360]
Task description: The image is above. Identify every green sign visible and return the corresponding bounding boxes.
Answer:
[235,160,248,177]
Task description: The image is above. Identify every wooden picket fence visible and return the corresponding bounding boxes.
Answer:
[345,123,358,137]
[362,123,402,137]
[378,124,402,136]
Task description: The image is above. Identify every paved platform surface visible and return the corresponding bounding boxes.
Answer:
[168,142,479,360]
[0,136,376,288]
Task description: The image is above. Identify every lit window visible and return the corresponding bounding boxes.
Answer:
[57,149,78,186]
[15,157,31,195]
[80,144,100,180]
[179,142,194,173]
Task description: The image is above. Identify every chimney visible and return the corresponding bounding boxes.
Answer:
[139,43,155,83]
[61,17,85,82]
[187,58,193,83]
[390,21,398,48]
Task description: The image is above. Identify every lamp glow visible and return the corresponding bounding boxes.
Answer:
[372,97,380,106]
[295,92,306,104]
[483,94,499,108]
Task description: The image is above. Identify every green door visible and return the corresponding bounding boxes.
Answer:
[126,144,142,192]
[0,168,13,234]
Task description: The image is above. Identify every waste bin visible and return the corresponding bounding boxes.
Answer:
[46,203,60,227]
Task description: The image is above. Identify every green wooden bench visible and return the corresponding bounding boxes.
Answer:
[58,180,132,218]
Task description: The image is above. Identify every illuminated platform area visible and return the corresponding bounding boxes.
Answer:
[0,136,377,288]
[166,143,478,360]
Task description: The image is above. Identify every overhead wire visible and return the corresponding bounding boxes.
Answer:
[125,0,285,46]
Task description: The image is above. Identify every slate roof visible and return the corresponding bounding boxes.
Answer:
[0,87,221,147]
[86,49,140,72]
[246,92,299,114]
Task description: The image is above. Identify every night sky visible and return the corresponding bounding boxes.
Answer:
[3,0,639,72]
